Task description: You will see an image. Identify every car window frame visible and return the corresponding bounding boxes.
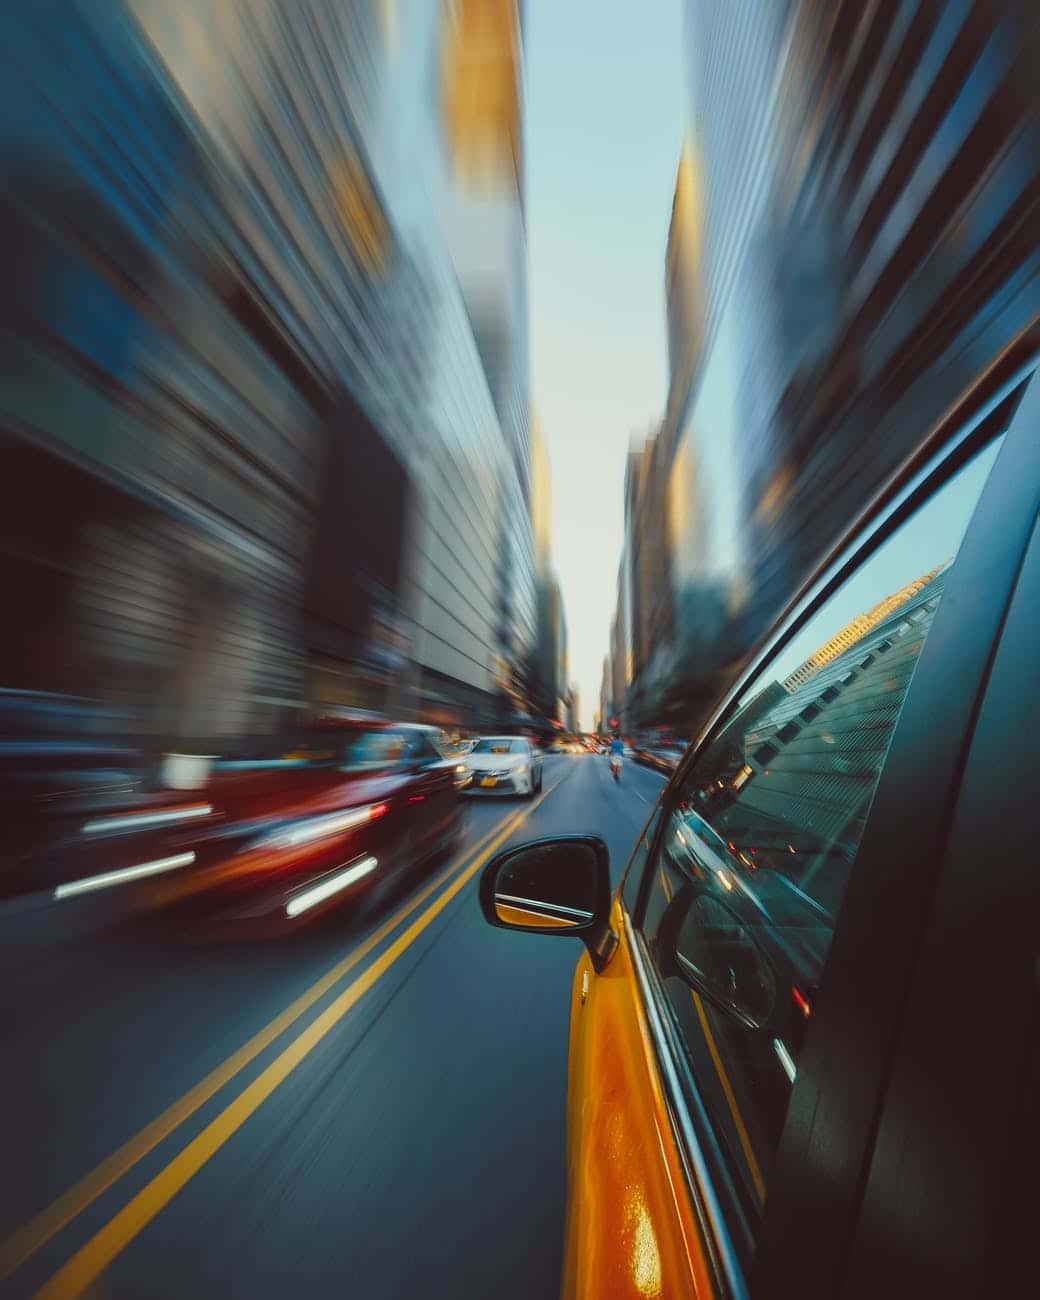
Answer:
[412,732,445,764]
[615,366,1038,1298]
[625,369,1024,931]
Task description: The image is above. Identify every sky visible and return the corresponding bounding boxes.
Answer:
[524,0,688,730]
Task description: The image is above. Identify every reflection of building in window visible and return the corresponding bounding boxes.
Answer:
[780,564,946,690]
[718,566,950,916]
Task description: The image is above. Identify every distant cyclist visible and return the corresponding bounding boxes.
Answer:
[609,734,623,782]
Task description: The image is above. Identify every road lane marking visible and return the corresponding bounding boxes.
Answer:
[31,774,569,1299]
[0,802,539,1281]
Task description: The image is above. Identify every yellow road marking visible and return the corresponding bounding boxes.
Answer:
[34,776,567,1299]
[0,805,531,1281]
[657,867,766,1205]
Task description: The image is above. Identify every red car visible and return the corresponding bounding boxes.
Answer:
[44,724,463,928]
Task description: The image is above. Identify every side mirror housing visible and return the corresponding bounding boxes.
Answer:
[479,835,617,971]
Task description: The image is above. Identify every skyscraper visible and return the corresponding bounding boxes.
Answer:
[0,0,537,752]
[529,412,553,576]
[664,136,706,436]
[441,0,536,723]
[641,0,1040,735]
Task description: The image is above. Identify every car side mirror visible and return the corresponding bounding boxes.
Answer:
[479,835,617,971]
[657,883,778,1030]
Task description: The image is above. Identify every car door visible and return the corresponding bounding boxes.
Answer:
[565,389,1038,1299]
[836,391,1040,1300]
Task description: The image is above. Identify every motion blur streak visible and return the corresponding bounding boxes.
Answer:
[81,807,213,836]
[33,776,565,1300]
[773,1040,797,1085]
[52,853,196,901]
[0,798,535,1282]
[260,803,386,850]
[284,856,378,917]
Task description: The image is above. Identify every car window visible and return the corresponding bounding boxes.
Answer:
[416,734,444,761]
[472,738,522,754]
[637,440,1000,1225]
[341,730,411,770]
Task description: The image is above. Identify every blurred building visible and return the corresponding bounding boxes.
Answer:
[740,0,1038,628]
[664,137,706,438]
[610,558,631,731]
[553,582,569,723]
[528,411,569,726]
[530,411,553,574]
[0,2,318,750]
[440,0,536,726]
[619,0,1039,734]
[613,137,709,732]
[565,685,579,735]
[0,0,536,751]
[599,656,612,733]
[531,579,563,724]
[623,429,677,726]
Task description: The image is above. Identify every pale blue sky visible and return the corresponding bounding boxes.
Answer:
[525,0,687,728]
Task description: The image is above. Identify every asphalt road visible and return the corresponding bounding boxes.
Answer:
[0,753,669,1299]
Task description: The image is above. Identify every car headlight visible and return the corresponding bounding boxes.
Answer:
[251,802,388,851]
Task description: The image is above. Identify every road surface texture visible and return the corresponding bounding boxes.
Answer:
[0,753,668,1299]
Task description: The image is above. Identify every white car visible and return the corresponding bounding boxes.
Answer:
[463,736,543,798]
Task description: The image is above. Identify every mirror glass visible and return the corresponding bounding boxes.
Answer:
[493,841,599,930]
[674,894,776,1027]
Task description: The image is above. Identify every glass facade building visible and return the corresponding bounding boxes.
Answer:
[0,0,535,744]
[623,0,1039,731]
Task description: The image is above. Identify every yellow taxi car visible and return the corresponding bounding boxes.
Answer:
[479,387,1038,1299]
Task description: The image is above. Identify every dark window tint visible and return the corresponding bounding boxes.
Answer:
[415,734,444,761]
[639,441,999,1224]
[342,729,412,770]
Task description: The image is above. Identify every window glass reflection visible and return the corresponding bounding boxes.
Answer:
[640,440,1000,1221]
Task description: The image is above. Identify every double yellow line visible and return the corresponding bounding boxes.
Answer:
[4,776,566,1298]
